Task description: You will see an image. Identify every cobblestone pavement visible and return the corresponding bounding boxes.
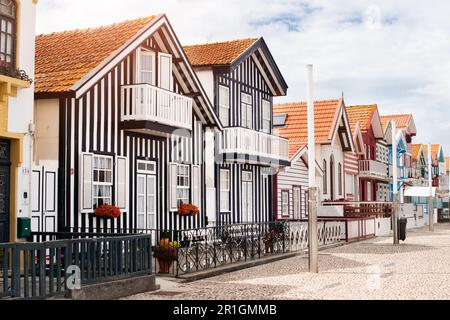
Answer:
[125,224,450,300]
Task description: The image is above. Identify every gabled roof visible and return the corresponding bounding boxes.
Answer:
[345,104,378,133]
[274,99,342,144]
[411,144,423,161]
[346,104,384,139]
[287,144,323,176]
[380,114,417,137]
[274,98,354,157]
[35,16,157,93]
[35,14,222,128]
[184,38,258,67]
[184,38,288,96]
[423,144,444,162]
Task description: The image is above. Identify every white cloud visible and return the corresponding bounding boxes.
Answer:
[36,0,450,152]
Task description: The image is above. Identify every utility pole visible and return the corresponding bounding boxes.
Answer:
[428,144,434,231]
[392,121,399,245]
[306,65,318,273]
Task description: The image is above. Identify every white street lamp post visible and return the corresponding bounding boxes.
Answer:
[392,121,399,245]
[306,65,318,273]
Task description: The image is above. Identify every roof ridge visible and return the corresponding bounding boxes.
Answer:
[346,104,377,109]
[36,15,157,38]
[275,98,341,106]
[184,37,258,48]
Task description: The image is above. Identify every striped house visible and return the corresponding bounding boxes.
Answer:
[33,15,221,234]
[345,105,389,202]
[273,99,355,220]
[344,120,365,201]
[184,38,290,225]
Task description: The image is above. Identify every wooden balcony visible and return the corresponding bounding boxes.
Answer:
[218,127,290,167]
[359,160,389,181]
[120,84,193,136]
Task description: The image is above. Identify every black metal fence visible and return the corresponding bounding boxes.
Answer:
[67,220,344,277]
[0,234,152,300]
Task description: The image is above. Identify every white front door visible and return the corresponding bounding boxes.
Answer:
[241,172,253,223]
[31,166,58,233]
[137,173,157,230]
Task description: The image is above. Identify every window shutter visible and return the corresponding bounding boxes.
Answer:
[80,153,93,211]
[116,156,127,210]
[169,163,178,211]
[192,165,201,209]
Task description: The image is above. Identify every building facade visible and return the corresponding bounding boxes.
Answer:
[345,105,389,202]
[33,15,221,233]
[184,38,289,225]
[0,0,37,243]
[274,99,355,219]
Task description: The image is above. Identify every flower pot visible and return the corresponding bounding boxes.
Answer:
[160,238,170,247]
[158,258,174,274]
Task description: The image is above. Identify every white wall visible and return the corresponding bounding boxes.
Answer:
[319,138,346,201]
[34,99,60,165]
[194,69,214,103]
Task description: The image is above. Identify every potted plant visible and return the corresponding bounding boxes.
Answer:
[177,203,200,217]
[153,241,181,274]
[93,204,122,219]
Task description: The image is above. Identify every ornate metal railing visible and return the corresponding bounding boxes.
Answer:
[65,221,346,277]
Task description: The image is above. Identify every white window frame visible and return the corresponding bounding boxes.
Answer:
[220,169,231,212]
[262,99,271,133]
[219,85,230,127]
[137,159,157,175]
[92,154,114,208]
[136,47,156,85]
[241,93,253,129]
[177,164,190,207]
[281,190,289,217]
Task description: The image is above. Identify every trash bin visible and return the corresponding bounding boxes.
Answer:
[398,218,407,241]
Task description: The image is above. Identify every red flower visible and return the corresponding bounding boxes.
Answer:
[177,204,200,217]
[94,205,122,219]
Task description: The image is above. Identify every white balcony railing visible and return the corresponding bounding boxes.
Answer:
[121,84,193,130]
[359,160,388,179]
[219,127,290,163]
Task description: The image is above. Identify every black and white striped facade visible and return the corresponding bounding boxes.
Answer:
[192,39,289,225]
[35,15,220,233]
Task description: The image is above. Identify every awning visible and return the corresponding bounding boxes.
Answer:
[404,186,436,197]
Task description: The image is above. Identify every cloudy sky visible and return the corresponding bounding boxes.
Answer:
[36,0,450,153]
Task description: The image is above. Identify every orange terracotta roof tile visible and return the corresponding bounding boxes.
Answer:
[345,105,377,133]
[423,144,441,160]
[411,144,423,161]
[183,38,258,67]
[35,16,157,93]
[274,99,342,148]
[288,143,306,159]
[380,114,413,131]
[445,156,450,172]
